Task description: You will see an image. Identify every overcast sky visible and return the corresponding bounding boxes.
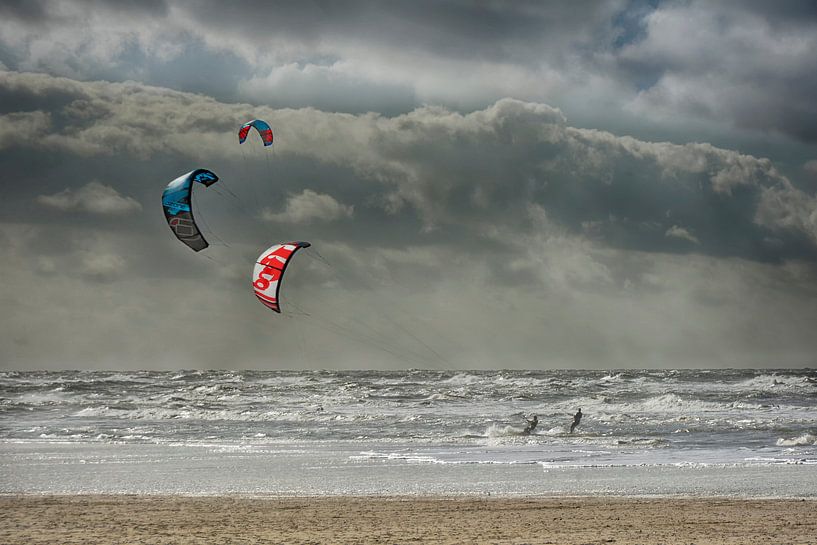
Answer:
[1,0,816,370]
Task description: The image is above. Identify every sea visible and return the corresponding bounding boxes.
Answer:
[1,369,816,497]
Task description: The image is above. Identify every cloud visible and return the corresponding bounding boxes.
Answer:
[2,71,815,263]
[2,0,817,161]
[756,185,817,245]
[1,2,817,370]
[2,70,817,369]
[262,189,353,224]
[79,251,126,281]
[239,61,417,115]
[665,225,700,245]
[0,1,623,113]
[622,1,817,142]
[0,110,51,147]
[37,181,142,215]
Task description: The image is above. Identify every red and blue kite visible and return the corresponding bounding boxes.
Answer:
[238,119,273,146]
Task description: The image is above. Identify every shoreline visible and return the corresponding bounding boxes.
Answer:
[5,441,816,497]
[3,491,816,500]
[3,495,815,544]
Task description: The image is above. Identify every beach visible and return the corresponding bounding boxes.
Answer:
[2,495,815,545]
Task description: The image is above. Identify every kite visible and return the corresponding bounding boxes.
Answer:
[252,241,311,312]
[161,169,219,252]
[238,119,273,146]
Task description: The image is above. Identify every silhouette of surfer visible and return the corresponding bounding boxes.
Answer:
[570,408,582,433]
[522,414,538,435]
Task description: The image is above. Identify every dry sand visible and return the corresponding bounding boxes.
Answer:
[1,495,814,545]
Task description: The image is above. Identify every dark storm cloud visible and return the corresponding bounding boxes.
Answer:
[2,0,817,153]
[0,0,168,23]
[621,1,817,143]
[2,71,816,263]
[0,1,617,76]
[0,0,49,23]
[0,0,626,116]
[180,0,624,59]
[725,0,817,25]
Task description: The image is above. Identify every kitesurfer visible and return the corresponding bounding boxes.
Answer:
[522,414,538,435]
[570,408,582,433]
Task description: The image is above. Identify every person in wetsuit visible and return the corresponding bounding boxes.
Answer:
[570,408,582,433]
[523,414,538,435]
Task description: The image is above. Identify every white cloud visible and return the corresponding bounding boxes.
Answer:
[0,111,51,148]
[37,181,142,215]
[0,2,182,79]
[238,61,416,113]
[756,185,817,245]
[80,252,126,280]
[262,189,353,224]
[622,2,817,141]
[665,225,700,245]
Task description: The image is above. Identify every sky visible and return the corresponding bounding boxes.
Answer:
[1,0,816,370]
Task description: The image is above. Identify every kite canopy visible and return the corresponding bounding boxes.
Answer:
[238,119,273,146]
[161,169,219,252]
[252,241,311,313]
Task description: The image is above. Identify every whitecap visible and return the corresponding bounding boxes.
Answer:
[776,433,817,447]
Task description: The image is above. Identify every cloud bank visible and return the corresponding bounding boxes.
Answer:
[1,70,816,369]
[4,71,813,261]
[2,0,816,155]
[262,189,353,224]
[37,181,142,215]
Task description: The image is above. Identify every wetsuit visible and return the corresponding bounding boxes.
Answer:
[570,409,582,433]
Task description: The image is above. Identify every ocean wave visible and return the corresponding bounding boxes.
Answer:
[485,423,530,438]
[734,374,815,393]
[3,370,815,452]
[441,373,486,386]
[3,391,71,406]
[616,438,671,448]
[70,404,387,424]
[776,433,817,447]
[636,393,727,412]
[596,393,770,414]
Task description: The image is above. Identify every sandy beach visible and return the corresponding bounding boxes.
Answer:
[1,495,814,545]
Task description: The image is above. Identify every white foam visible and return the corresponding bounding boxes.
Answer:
[485,423,529,438]
[776,433,817,447]
[735,374,814,392]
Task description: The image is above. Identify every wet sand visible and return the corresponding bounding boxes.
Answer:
[1,495,814,544]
